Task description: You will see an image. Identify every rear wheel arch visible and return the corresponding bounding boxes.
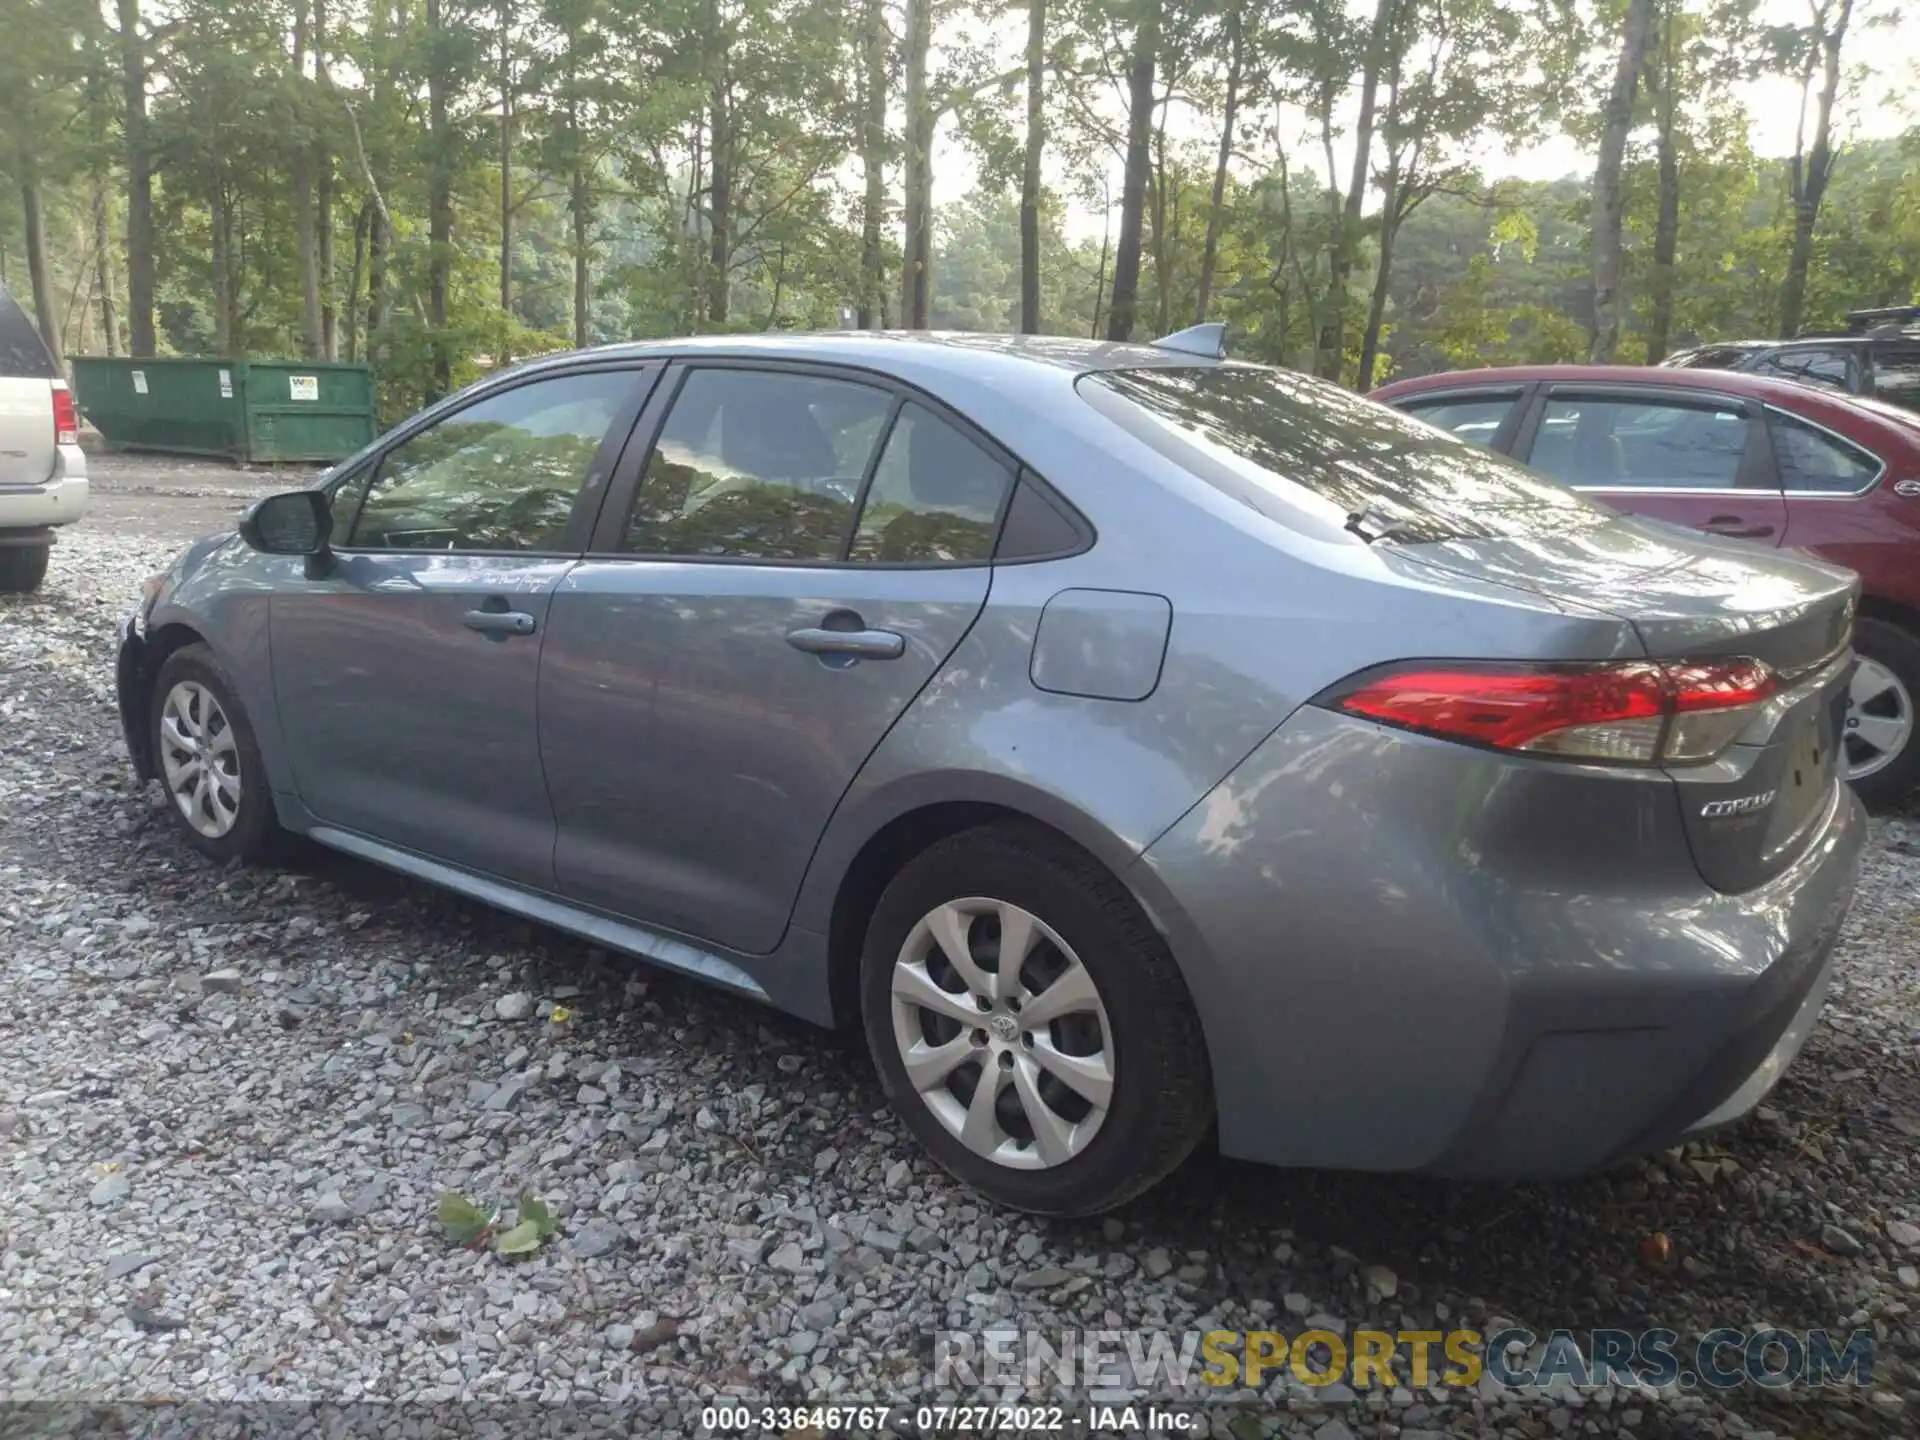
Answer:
[1844,602,1920,804]
[1856,592,1920,636]
[823,796,1163,1032]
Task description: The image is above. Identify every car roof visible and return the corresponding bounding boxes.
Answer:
[1371,363,1852,404]
[1371,362,1920,455]
[508,330,1223,388]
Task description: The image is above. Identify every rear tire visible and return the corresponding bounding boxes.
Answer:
[860,821,1213,1215]
[1847,618,1920,808]
[149,643,284,863]
[0,542,50,593]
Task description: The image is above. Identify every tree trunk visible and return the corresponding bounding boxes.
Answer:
[293,3,326,360]
[91,178,121,356]
[20,175,64,370]
[708,74,732,326]
[1149,92,1172,337]
[1018,0,1045,333]
[498,0,514,349]
[1590,0,1657,362]
[1645,7,1680,364]
[857,0,886,328]
[1092,198,1110,338]
[1106,0,1160,343]
[1357,175,1401,391]
[345,199,369,362]
[316,0,336,359]
[365,203,388,362]
[116,0,155,356]
[1779,0,1852,339]
[426,0,453,398]
[1195,0,1241,324]
[208,163,234,355]
[899,0,933,328]
[571,162,591,347]
[1319,0,1394,380]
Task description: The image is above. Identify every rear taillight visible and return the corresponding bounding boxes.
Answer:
[51,381,78,447]
[1324,658,1775,766]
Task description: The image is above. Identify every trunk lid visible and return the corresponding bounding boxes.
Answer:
[1400,514,1859,894]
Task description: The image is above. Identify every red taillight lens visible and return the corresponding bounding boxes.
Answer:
[1328,659,1775,766]
[51,381,78,447]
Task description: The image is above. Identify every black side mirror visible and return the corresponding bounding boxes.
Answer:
[239,490,335,578]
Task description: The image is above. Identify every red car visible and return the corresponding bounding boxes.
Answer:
[1372,364,1920,803]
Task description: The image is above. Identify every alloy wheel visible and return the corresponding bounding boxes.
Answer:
[888,897,1115,1170]
[158,681,243,839]
[1845,655,1914,781]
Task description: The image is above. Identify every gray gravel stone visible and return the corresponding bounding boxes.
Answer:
[1821,1223,1864,1256]
[1,473,1914,1431]
[104,1253,159,1281]
[494,991,534,1020]
[88,1173,130,1207]
[569,1219,624,1258]
[308,1190,353,1225]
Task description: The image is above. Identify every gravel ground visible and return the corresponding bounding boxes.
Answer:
[2,456,1919,1439]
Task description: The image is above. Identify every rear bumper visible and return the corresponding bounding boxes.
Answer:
[0,459,88,532]
[1135,704,1866,1179]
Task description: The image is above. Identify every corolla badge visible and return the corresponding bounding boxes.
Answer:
[1895,478,1920,498]
[1701,791,1776,818]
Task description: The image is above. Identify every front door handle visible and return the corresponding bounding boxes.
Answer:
[786,626,905,660]
[463,609,537,636]
[1703,515,1775,539]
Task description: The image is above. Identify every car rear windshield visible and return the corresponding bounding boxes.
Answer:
[1663,346,1756,370]
[1077,364,1607,545]
[0,288,55,379]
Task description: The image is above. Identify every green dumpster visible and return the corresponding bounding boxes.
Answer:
[70,357,378,464]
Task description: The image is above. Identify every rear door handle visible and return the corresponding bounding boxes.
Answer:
[786,626,905,660]
[1703,515,1775,539]
[463,609,537,636]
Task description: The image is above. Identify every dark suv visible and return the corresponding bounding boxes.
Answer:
[1661,307,1920,413]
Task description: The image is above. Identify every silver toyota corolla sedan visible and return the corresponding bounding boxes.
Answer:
[116,329,1866,1215]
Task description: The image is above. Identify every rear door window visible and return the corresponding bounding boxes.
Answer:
[849,402,1013,562]
[1526,395,1754,489]
[623,368,893,561]
[1078,365,1604,545]
[1396,393,1520,449]
[1767,410,1884,493]
[0,288,55,379]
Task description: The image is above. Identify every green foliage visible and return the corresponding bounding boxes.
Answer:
[0,0,1912,400]
[437,1190,560,1257]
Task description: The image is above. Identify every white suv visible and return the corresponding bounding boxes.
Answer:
[0,286,88,592]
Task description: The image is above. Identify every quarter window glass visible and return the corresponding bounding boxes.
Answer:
[1769,412,1882,493]
[1399,396,1516,448]
[1530,398,1749,489]
[347,371,633,551]
[1873,345,1920,412]
[1754,349,1851,390]
[850,403,1012,562]
[625,369,892,560]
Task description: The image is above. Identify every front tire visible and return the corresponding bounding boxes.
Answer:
[0,542,50,593]
[1846,617,1920,807]
[860,821,1213,1215]
[149,644,282,863]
